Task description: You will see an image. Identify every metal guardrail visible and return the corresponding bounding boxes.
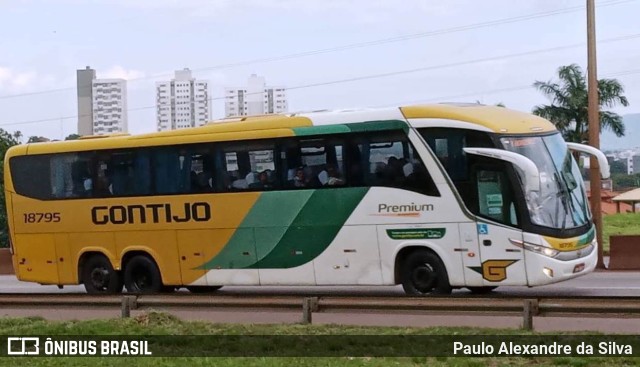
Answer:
[2,294,640,330]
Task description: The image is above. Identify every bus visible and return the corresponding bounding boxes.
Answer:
[3,103,609,295]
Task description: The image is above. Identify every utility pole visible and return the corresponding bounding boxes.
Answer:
[587,0,605,269]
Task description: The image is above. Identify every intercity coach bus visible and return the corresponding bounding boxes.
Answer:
[3,103,609,295]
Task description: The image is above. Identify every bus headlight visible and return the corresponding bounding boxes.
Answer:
[510,239,559,258]
[525,243,559,258]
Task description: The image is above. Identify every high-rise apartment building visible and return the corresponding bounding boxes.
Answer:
[92,79,128,135]
[76,66,96,136]
[224,74,288,117]
[76,66,128,135]
[156,68,209,131]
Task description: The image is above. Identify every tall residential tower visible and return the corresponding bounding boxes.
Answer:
[224,74,288,117]
[76,66,96,136]
[156,68,210,131]
[92,79,128,135]
[76,66,128,135]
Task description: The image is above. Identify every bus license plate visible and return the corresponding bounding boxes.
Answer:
[573,263,585,273]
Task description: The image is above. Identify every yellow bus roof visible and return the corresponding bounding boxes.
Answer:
[8,104,556,156]
[400,104,556,134]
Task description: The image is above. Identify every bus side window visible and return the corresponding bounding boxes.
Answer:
[221,141,278,192]
[153,147,193,194]
[355,131,439,196]
[132,151,152,195]
[70,153,94,198]
[280,137,346,189]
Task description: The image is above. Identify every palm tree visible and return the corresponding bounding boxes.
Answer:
[12,131,22,144]
[533,64,629,143]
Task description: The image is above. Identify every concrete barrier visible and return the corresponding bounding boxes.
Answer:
[608,235,640,270]
[0,248,13,275]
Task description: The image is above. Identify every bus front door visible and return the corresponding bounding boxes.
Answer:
[474,167,526,286]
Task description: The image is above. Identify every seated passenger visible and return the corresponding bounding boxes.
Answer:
[326,164,345,186]
[249,170,273,189]
[382,156,405,186]
[195,171,213,192]
[231,179,248,189]
[291,167,309,188]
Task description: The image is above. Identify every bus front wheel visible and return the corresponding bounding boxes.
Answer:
[82,255,123,294]
[400,249,451,296]
[123,255,163,294]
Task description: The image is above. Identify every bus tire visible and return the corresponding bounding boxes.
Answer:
[81,255,123,294]
[466,286,497,294]
[401,249,451,296]
[186,286,223,293]
[123,255,163,294]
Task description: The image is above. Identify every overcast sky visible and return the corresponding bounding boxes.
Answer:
[1,0,639,140]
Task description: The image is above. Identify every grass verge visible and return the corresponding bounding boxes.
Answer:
[603,213,640,253]
[0,311,638,366]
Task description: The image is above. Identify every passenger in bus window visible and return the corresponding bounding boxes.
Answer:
[194,171,213,192]
[290,166,310,188]
[324,164,345,186]
[250,170,273,189]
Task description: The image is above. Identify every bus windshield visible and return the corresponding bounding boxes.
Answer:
[501,133,590,230]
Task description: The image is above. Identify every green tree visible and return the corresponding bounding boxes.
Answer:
[532,64,629,143]
[612,173,640,191]
[65,134,81,140]
[0,130,19,247]
[12,131,22,144]
[609,159,627,175]
[27,136,50,143]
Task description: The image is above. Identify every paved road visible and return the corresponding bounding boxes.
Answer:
[3,272,640,333]
[2,270,640,297]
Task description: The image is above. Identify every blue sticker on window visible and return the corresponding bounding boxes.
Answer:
[477,223,488,235]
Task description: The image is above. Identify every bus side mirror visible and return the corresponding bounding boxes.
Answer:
[463,147,541,193]
[566,142,610,179]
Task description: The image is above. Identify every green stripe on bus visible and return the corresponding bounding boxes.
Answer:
[198,191,314,270]
[346,120,409,133]
[247,187,369,269]
[291,120,408,136]
[292,125,351,136]
[577,226,595,246]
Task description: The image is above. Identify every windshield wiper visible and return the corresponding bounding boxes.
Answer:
[552,172,571,230]
[560,154,589,225]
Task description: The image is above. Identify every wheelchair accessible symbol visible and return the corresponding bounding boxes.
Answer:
[477,224,489,235]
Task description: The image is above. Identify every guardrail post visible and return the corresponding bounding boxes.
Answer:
[302,297,318,324]
[121,295,137,318]
[522,299,538,331]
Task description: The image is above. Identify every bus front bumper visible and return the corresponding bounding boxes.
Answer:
[525,244,598,286]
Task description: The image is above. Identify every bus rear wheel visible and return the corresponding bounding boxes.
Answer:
[186,286,223,293]
[123,255,163,294]
[82,255,123,294]
[401,249,451,296]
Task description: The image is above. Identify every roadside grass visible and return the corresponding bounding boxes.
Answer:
[0,311,638,366]
[603,213,640,253]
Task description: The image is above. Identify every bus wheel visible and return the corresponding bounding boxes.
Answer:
[466,286,498,294]
[401,250,451,296]
[82,255,123,294]
[186,286,223,294]
[123,255,163,294]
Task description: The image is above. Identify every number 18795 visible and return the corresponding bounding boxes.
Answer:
[23,213,61,223]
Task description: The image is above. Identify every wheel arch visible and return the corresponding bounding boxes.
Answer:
[76,248,118,284]
[392,241,461,285]
[120,248,164,284]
